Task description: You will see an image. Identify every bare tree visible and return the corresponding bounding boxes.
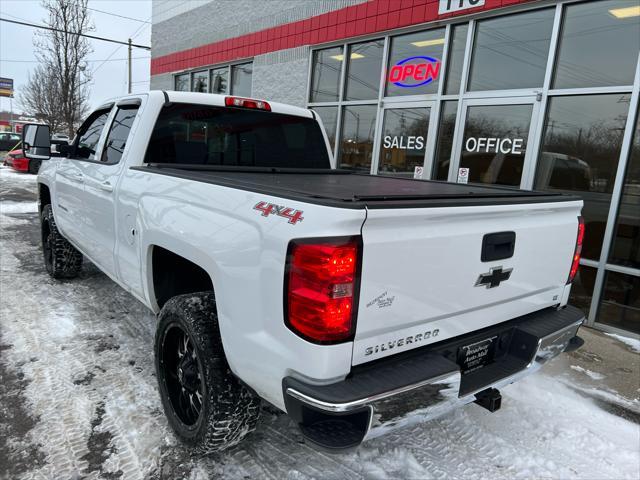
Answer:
[34,0,93,137]
[18,65,64,134]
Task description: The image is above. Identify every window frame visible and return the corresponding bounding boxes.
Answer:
[100,104,141,165]
[172,60,254,95]
[69,107,114,163]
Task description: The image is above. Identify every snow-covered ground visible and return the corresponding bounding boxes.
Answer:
[606,333,640,353]
[1,166,639,480]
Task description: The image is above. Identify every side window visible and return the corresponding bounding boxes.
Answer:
[75,110,110,160]
[102,107,139,164]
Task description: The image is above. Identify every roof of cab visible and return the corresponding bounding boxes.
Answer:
[154,90,314,119]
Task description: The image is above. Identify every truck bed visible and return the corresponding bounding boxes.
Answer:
[133,164,581,209]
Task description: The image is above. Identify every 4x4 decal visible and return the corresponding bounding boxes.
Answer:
[253,201,304,225]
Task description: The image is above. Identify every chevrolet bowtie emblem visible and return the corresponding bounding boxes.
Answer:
[475,266,513,289]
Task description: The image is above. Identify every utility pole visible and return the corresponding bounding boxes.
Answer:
[128,38,132,94]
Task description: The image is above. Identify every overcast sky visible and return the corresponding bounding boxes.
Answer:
[0,0,152,113]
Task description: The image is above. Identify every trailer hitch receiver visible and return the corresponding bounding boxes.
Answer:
[474,387,502,412]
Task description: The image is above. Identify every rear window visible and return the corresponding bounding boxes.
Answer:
[144,103,330,169]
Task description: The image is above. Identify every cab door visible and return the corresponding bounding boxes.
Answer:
[79,98,141,277]
[54,107,112,247]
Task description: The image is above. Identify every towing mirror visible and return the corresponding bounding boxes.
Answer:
[22,123,51,160]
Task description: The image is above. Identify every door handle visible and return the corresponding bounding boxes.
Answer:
[69,172,84,182]
[98,181,113,192]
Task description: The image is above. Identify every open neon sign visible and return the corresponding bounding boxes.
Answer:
[388,56,441,88]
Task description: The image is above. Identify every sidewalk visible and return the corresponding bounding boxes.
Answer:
[544,326,640,423]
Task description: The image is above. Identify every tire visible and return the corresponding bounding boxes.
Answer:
[28,159,41,174]
[155,291,260,454]
[41,204,83,279]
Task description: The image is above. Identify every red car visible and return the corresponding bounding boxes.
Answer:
[3,148,41,174]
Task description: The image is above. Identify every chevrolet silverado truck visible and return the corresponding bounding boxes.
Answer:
[22,91,585,453]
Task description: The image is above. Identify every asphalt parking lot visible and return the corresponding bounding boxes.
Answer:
[1,166,639,480]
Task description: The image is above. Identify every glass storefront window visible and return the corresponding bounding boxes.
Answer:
[385,29,445,97]
[433,101,458,180]
[344,40,384,101]
[571,265,597,315]
[378,107,430,177]
[175,73,189,91]
[310,47,343,102]
[598,271,640,334]
[609,114,640,269]
[211,67,228,94]
[553,0,640,89]
[231,63,252,96]
[311,106,339,154]
[459,103,533,187]
[534,94,631,260]
[338,105,377,172]
[444,24,468,95]
[468,8,555,91]
[192,70,209,92]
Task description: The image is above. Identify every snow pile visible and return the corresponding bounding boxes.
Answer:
[0,165,35,182]
[570,364,606,380]
[0,201,39,214]
[607,333,640,353]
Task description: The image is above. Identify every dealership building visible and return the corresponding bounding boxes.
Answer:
[150,0,640,336]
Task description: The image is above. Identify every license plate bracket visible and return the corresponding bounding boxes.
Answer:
[457,336,498,374]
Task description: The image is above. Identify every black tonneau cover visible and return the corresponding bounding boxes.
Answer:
[132,165,581,209]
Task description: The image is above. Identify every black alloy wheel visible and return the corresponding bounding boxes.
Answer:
[42,221,54,272]
[160,324,204,427]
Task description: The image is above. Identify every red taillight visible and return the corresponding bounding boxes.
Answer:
[567,216,585,284]
[285,237,360,344]
[225,96,271,111]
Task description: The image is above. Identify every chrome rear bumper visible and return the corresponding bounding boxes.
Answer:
[283,305,584,451]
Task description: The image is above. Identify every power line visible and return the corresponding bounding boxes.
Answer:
[85,6,150,23]
[0,17,151,50]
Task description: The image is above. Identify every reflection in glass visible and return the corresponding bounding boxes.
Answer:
[311,106,339,154]
[444,24,468,95]
[598,271,639,334]
[386,29,445,97]
[553,0,640,89]
[103,107,138,164]
[77,111,110,161]
[609,114,640,269]
[570,265,597,315]
[192,70,209,92]
[344,40,384,101]
[468,9,554,91]
[378,108,429,177]
[338,105,377,172]
[231,63,252,96]
[175,74,189,91]
[211,67,228,94]
[433,101,458,180]
[459,104,533,186]
[534,94,630,260]
[310,47,343,102]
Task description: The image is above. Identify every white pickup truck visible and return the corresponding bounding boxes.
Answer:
[23,91,585,453]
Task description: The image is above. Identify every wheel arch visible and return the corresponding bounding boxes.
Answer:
[147,242,217,312]
[38,182,51,217]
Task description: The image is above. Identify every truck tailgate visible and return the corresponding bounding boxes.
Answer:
[353,200,582,365]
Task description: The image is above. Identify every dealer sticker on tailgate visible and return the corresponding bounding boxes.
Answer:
[457,336,498,374]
